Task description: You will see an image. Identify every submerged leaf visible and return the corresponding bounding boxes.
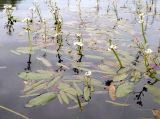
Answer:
[116,82,134,97]
[18,71,53,81]
[26,92,57,107]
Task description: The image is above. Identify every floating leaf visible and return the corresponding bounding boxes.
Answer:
[37,57,52,67]
[105,100,129,106]
[63,87,78,96]
[66,93,77,103]
[26,92,57,107]
[18,71,53,81]
[47,75,62,88]
[24,80,45,92]
[84,54,104,60]
[73,83,83,96]
[116,82,134,97]
[146,85,160,97]
[98,65,115,75]
[113,73,128,81]
[59,91,69,104]
[145,85,160,104]
[57,94,63,104]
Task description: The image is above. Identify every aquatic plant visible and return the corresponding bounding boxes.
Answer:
[3,4,17,33]
[33,0,43,22]
[108,39,124,69]
[22,18,33,52]
[138,13,148,44]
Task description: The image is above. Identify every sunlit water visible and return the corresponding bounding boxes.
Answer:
[0,0,160,119]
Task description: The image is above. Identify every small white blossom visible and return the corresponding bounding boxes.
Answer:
[4,4,12,9]
[145,49,153,54]
[74,42,83,47]
[76,33,81,37]
[22,18,31,23]
[139,13,144,17]
[85,71,92,76]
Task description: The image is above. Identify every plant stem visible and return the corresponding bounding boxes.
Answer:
[27,30,32,52]
[112,48,123,68]
[140,16,147,44]
[0,105,30,119]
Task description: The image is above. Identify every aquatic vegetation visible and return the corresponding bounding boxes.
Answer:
[1,0,160,118]
[22,18,33,52]
[3,4,17,33]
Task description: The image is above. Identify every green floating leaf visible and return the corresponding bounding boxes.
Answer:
[47,75,62,88]
[84,54,104,60]
[18,71,53,81]
[105,100,130,106]
[37,57,52,67]
[26,92,57,107]
[113,73,128,81]
[60,91,69,104]
[98,65,115,75]
[57,94,63,104]
[73,83,83,96]
[146,85,160,97]
[146,85,160,104]
[116,82,134,97]
[24,80,45,92]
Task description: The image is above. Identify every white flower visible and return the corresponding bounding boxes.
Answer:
[145,49,152,54]
[139,13,144,17]
[42,19,46,23]
[76,33,81,37]
[85,71,92,76]
[22,18,31,23]
[110,44,117,49]
[4,4,12,9]
[138,20,144,24]
[74,42,83,47]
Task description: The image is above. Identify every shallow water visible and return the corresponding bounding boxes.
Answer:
[0,0,160,119]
